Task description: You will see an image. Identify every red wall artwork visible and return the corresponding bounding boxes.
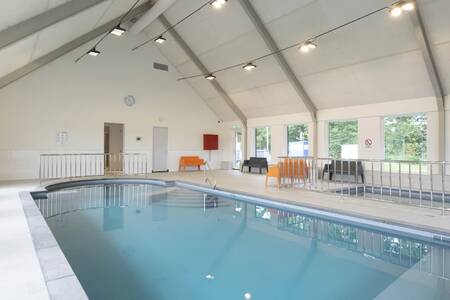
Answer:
[203,134,219,150]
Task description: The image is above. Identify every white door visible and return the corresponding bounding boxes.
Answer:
[152,127,168,172]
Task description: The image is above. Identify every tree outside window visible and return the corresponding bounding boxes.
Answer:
[328,121,358,159]
[287,124,309,156]
[384,114,427,161]
[255,127,271,160]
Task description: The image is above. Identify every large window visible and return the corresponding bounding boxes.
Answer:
[287,124,309,156]
[234,130,242,169]
[328,120,358,159]
[255,127,271,160]
[384,114,427,161]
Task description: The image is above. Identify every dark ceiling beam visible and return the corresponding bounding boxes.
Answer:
[0,0,108,50]
[237,0,317,122]
[158,15,247,126]
[410,1,445,111]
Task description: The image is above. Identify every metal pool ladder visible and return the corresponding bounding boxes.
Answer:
[203,161,217,189]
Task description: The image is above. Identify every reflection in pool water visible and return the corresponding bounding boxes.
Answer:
[37,183,450,300]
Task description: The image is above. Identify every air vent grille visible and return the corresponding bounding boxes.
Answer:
[153,62,169,71]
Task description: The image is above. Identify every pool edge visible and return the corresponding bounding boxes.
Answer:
[19,191,89,300]
[40,177,450,243]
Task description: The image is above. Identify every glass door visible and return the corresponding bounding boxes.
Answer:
[234,130,242,169]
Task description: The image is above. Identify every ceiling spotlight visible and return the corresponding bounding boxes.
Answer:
[389,5,403,17]
[210,0,227,9]
[155,36,167,44]
[243,62,256,71]
[205,74,216,80]
[110,25,126,36]
[300,41,317,53]
[87,48,100,56]
[400,1,415,11]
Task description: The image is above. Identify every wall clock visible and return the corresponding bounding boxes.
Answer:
[124,95,136,107]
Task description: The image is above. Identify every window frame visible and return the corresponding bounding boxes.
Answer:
[327,119,359,159]
[382,113,428,162]
[286,123,309,157]
[254,126,271,159]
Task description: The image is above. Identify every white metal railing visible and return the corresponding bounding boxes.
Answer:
[274,157,450,213]
[39,153,148,183]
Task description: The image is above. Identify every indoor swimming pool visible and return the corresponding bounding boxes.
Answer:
[35,182,450,300]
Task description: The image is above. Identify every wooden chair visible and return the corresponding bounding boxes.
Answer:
[266,159,308,188]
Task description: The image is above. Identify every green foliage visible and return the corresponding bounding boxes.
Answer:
[384,114,427,161]
[255,127,271,155]
[287,124,308,143]
[328,121,358,158]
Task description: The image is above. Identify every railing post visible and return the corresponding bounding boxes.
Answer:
[442,162,445,215]
[408,162,412,204]
[419,162,423,207]
[430,163,434,208]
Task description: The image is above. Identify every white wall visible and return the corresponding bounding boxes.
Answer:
[0,35,223,180]
[224,97,445,163]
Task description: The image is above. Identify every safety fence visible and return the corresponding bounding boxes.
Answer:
[274,157,450,213]
[39,153,147,183]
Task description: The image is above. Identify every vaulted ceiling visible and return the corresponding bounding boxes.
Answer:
[1,0,449,121]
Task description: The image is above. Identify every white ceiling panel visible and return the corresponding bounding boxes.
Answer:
[353,50,433,102]
[187,30,272,71]
[0,0,48,31]
[164,0,254,57]
[203,96,238,121]
[419,0,450,95]
[31,1,112,59]
[230,81,306,118]
[96,0,141,25]
[0,0,73,31]
[300,50,434,109]
[185,76,221,100]
[257,81,306,111]
[0,35,38,78]
[419,0,450,45]
[317,0,393,27]
[243,103,306,118]
[433,42,450,95]
[300,66,364,109]
[249,0,314,23]
[144,19,192,67]
[231,89,265,110]
[206,57,287,95]
[266,3,418,76]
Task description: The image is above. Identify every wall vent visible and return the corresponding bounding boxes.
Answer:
[153,62,169,71]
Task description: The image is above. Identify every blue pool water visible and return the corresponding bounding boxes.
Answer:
[37,183,450,300]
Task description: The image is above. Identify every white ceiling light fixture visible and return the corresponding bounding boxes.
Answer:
[210,0,227,9]
[155,35,167,44]
[389,1,415,17]
[87,48,100,56]
[205,74,216,80]
[242,62,256,71]
[400,1,415,11]
[299,41,317,53]
[389,5,403,17]
[110,25,126,36]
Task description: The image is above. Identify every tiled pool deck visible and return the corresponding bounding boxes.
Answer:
[1,170,450,299]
